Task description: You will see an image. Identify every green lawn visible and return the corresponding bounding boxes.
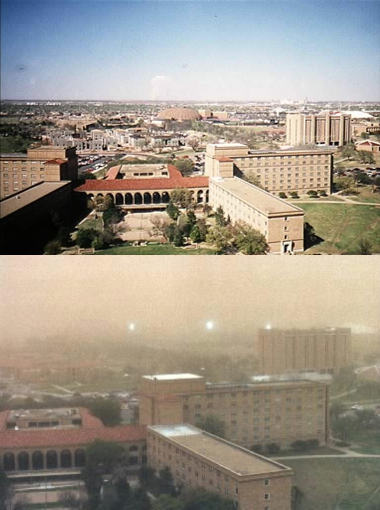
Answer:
[95,244,216,255]
[350,430,380,455]
[350,186,380,204]
[299,203,380,254]
[285,458,380,510]
[271,446,340,458]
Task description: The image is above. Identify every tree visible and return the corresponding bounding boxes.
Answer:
[341,144,355,161]
[278,192,287,199]
[331,414,359,443]
[76,228,98,248]
[358,238,372,255]
[157,467,176,496]
[81,172,97,180]
[102,195,115,211]
[44,240,62,255]
[214,206,227,227]
[190,224,203,243]
[88,398,121,426]
[206,225,234,254]
[114,477,131,506]
[85,440,126,474]
[187,137,199,151]
[195,414,226,438]
[242,171,263,188]
[103,208,122,227]
[150,215,172,240]
[266,443,280,454]
[233,221,269,255]
[355,172,372,185]
[186,210,197,229]
[138,465,156,487]
[180,489,235,510]
[166,201,181,221]
[306,190,318,198]
[358,150,375,165]
[173,158,195,176]
[127,487,152,510]
[57,226,72,246]
[170,188,193,209]
[0,468,13,510]
[165,223,177,242]
[173,229,185,247]
[203,203,212,217]
[360,131,370,140]
[153,495,183,510]
[289,191,299,199]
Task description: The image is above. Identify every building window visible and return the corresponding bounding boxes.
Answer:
[264,494,270,500]
[264,479,270,486]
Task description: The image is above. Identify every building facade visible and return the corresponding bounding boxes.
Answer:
[75,164,209,208]
[148,424,293,510]
[286,112,351,147]
[205,143,333,196]
[209,177,304,254]
[254,328,352,376]
[0,146,78,199]
[140,374,330,451]
[0,407,147,478]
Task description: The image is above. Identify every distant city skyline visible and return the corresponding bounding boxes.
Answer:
[1,0,379,102]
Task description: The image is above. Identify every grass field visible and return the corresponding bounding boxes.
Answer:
[285,458,380,510]
[271,446,340,457]
[77,216,103,231]
[350,186,380,204]
[95,244,216,255]
[299,203,380,254]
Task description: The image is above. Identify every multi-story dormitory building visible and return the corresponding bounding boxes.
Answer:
[0,146,78,199]
[148,424,293,510]
[205,143,334,196]
[254,328,352,376]
[140,373,330,452]
[286,112,351,147]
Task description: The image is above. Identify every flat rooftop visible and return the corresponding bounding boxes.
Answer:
[149,424,290,477]
[211,177,303,216]
[213,143,247,148]
[143,373,203,381]
[8,408,81,422]
[0,181,70,219]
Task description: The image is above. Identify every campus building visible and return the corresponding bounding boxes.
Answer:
[0,407,147,479]
[75,164,209,208]
[0,181,72,255]
[254,328,352,376]
[209,177,304,254]
[0,146,78,199]
[148,424,293,510]
[286,112,351,147]
[140,373,330,451]
[205,143,333,196]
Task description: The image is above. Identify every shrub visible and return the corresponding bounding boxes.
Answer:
[279,192,287,199]
[289,191,299,199]
[44,240,61,255]
[250,444,263,454]
[266,443,281,454]
[76,228,98,248]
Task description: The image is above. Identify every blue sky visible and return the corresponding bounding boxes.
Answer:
[1,0,379,101]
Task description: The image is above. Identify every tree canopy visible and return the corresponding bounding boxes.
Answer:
[88,398,121,426]
[194,414,226,438]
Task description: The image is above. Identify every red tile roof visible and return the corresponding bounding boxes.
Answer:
[215,156,233,162]
[106,166,121,180]
[44,159,67,165]
[75,165,209,192]
[0,409,147,449]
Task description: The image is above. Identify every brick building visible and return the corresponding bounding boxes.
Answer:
[254,328,352,375]
[205,143,333,196]
[140,373,330,451]
[209,177,304,254]
[148,424,293,510]
[0,407,147,478]
[286,112,351,147]
[0,146,78,199]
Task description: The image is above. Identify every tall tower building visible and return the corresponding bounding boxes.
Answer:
[286,112,351,147]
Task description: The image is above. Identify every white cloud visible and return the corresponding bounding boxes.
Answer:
[150,75,173,100]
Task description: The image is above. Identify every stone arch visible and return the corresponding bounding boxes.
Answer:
[96,193,104,202]
[125,193,133,205]
[32,451,44,470]
[134,193,142,205]
[88,193,94,200]
[153,192,161,204]
[18,452,29,471]
[189,190,195,202]
[60,450,72,468]
[3,452,15,471]
[115,193,124,205]
[206,190,209,202]
[144,192,152,205]
[74,449,86,468]
[162,192,170,204]
[105,193,114,204]
[46,450,58,469]
[197,190,204,203]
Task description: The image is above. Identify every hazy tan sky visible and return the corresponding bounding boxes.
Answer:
[0,257,379,346]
